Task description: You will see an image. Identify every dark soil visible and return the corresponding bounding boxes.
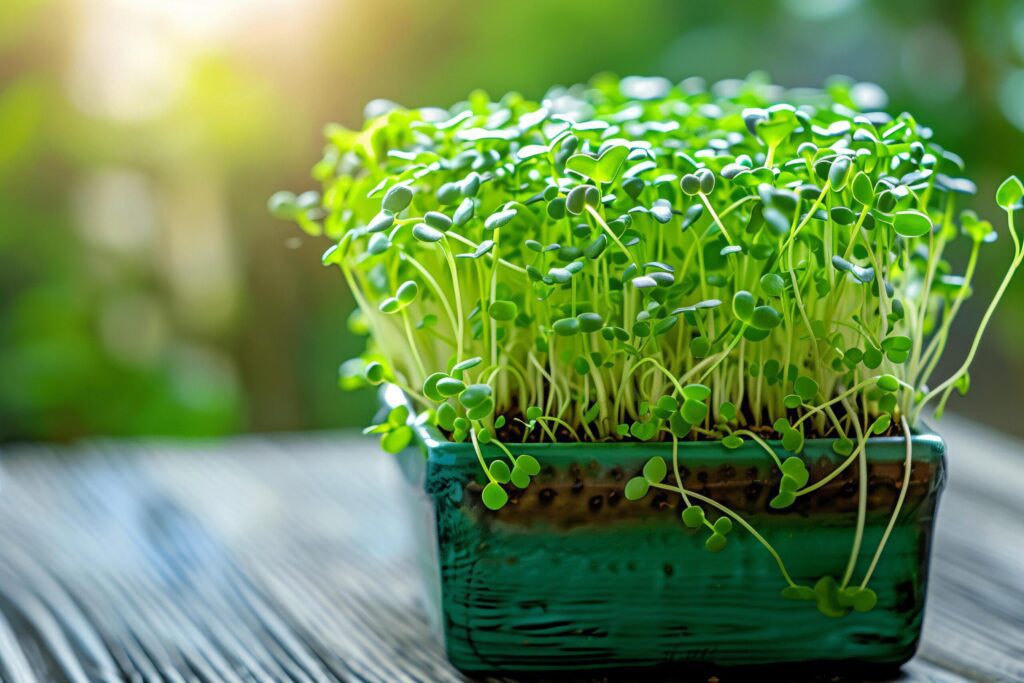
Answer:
[445,400,905,444]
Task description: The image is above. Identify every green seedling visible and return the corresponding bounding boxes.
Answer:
[277,74,1023,619]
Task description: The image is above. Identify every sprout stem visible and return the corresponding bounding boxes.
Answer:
[859,417,914,590]
[914,210,1024,424]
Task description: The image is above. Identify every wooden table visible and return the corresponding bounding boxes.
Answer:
[0,417,1021,682]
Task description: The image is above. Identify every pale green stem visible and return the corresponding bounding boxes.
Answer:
[779,184,829,253]
[859,417,914,590]
[585,205,639,269]
[731,430,784,468]
[445,231,527,274]
[400,310,427,380]
[649,482,798,587]
[469,428,496,483]
[913,210,1024,424]
[840,397,868,590]
[698,193,734,245]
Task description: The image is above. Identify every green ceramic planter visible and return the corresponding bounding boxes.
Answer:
[392,396,946,676]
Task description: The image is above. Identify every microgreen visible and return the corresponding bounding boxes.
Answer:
[276,74,1023,619]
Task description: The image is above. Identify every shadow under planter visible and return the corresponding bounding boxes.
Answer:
[395,408,946,677]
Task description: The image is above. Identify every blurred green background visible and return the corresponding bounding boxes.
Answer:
[3,0,1023,441]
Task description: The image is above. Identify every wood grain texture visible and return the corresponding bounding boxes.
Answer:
[0,417,1020,682]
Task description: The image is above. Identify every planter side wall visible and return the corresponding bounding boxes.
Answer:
[398,428,945,675]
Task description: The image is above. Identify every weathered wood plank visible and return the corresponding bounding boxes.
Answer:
[0,418,1018,682]
[913,420,1024,681]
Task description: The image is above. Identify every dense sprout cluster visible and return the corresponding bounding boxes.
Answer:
[273,74,1022,616]
[273,74,1020,452]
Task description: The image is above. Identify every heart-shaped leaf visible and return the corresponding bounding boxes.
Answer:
[488,300,517,322]
[732,290,755,322]
[381,184,413,213]
[481,481,508,510]
[794,376,818,401]
[682,505,705,528]
[436,377,466,397]
[413,223,444,243]
[643,456,668,483]
[870,413,892,434]
[751,305,782,330]
[838,586,878,612]
[565,144,630,184]
[682,383,711,401]
[484,208,517,230]
[722,434,744,449]
[851,171,875,206]
[669,413,692,438]
[782,428,804,453]
[892,210,932,238]
[704,532,728,552]
[832,438,854,456]
[813,576,850,618]
[466,398,494,421]
[516,454,541,476]
[624,476,650,500]
[489,460,511,483]
[876,374,900,392]
[681,399,708,424]
[781,585,816,601]
[509,464,530,489]
[381,425,413,454]
[996,175,1024,209]
[780,456,810,488]
[770,490,796,509]
[459,384,492,409]
[757,109,798,146]
[630,420,657,441]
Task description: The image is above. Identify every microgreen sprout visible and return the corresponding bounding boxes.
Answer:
[274,74,1022,617]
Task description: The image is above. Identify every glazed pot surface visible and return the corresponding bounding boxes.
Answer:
[396,414,945,675]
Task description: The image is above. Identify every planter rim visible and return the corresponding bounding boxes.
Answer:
[382,385,946,466]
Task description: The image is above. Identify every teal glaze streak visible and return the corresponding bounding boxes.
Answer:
[393,402,945,674]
